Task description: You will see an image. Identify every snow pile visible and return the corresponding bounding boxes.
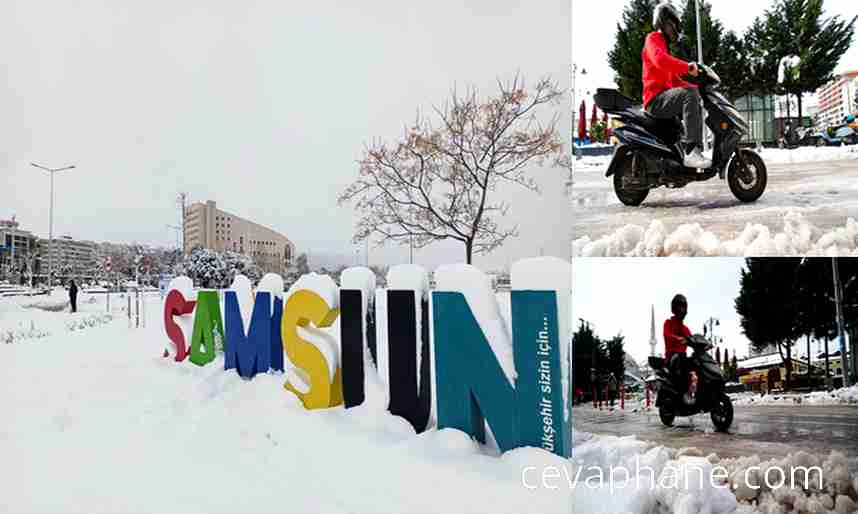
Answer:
[434,264,517,384]
[759,145,858,165]
[511,257,572,422]
[572,432,858,514]
[256,273,285,298]
[732,386,858,406]
[285,272,339,307]
[340,266,377,309]
[228,274,254,328]
[387,264,429,300]
[166,276,195,300]
[720,450,858,513]
[574,211,858,257]
[21,297,70,312]
[571,433,738,514]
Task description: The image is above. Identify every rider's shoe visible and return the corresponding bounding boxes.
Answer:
[683,147,712,171]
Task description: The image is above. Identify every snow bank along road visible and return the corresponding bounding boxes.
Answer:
[573,403,858,472]
[572,156,858,247]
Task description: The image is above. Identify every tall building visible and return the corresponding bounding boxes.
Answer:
[183,200,295,275]
[815,70,858,128]
[0,217,38,278]
[39,235,98,281]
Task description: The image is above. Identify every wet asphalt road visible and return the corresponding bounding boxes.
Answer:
[573,403,858,471]
[571,158,858,242]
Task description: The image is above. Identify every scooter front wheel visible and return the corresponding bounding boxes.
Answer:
[613,152,649,206]
[710,393,734,432]
[728,149,767,203]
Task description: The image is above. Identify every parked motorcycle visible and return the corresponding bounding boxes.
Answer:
[814,124,858,147]
[778,123,815,149]
[595,64,767,206]
[648,334,734,432]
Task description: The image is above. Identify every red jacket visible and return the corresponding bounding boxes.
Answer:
[642,31,695,108]
[663,316,691,361]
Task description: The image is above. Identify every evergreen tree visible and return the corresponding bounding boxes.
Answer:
[718,31,754,101]
[608,0,659,102]
[606,334,626,385]
[735,258,804,389]
[723,348,730,375]
[572,321,600,393]
[715,346,722,366]
[753,0,856,121]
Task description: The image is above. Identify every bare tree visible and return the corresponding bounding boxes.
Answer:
[339,75,564,264]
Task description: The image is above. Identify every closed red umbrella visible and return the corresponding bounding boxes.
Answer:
[578,100,586,141]
[591,104,598,131]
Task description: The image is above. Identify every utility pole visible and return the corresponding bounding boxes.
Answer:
[694,0,709,158]
[177,193,188,255]
[31,163,75,295]
[833,257,851,387]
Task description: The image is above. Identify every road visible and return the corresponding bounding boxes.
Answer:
[571,157,858,243]
[573,403,858,471]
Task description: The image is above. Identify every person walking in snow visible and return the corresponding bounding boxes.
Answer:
[643,2,710,170]
[68,279,78,313]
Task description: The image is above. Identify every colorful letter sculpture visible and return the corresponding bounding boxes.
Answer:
[189,290,225,366]
[164,289,196,362]
[224,291,274,379]
[386,290,432,432]
[511,291,567,457]
[340,289,366,408]
[432,290,569,457]
[432,292,519,451]
[282,290,343,409]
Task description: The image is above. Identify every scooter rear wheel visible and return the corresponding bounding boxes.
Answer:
[613,153,649,206]
[728,149,767,203]
[658,405,675,427]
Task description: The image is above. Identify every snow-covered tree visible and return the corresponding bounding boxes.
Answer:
[179,248,262,288]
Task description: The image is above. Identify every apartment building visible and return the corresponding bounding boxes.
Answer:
[183,200,295,275]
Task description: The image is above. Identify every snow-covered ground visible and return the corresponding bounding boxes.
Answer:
[572,431,858,514]
[1,291,571,513]
[730,386,858,406]
[571,147,858,256]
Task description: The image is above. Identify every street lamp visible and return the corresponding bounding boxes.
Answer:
[31,162,75,295]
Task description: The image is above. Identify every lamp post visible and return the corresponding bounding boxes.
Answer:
[31,163,75,295]
[833,258,851,387]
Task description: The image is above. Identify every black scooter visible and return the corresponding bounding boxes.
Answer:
[648,334,734,432]
[594,64,767,206]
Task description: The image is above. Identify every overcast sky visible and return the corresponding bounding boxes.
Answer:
[572,0,858,104]
[572,258,754,365]
[1,0,570,271]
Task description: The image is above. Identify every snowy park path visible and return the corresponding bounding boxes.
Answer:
[573,404,858,472]
[572,157,858,245]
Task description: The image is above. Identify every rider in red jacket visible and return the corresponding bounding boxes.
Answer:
[643,2,711,170]
[664,294,692,393]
